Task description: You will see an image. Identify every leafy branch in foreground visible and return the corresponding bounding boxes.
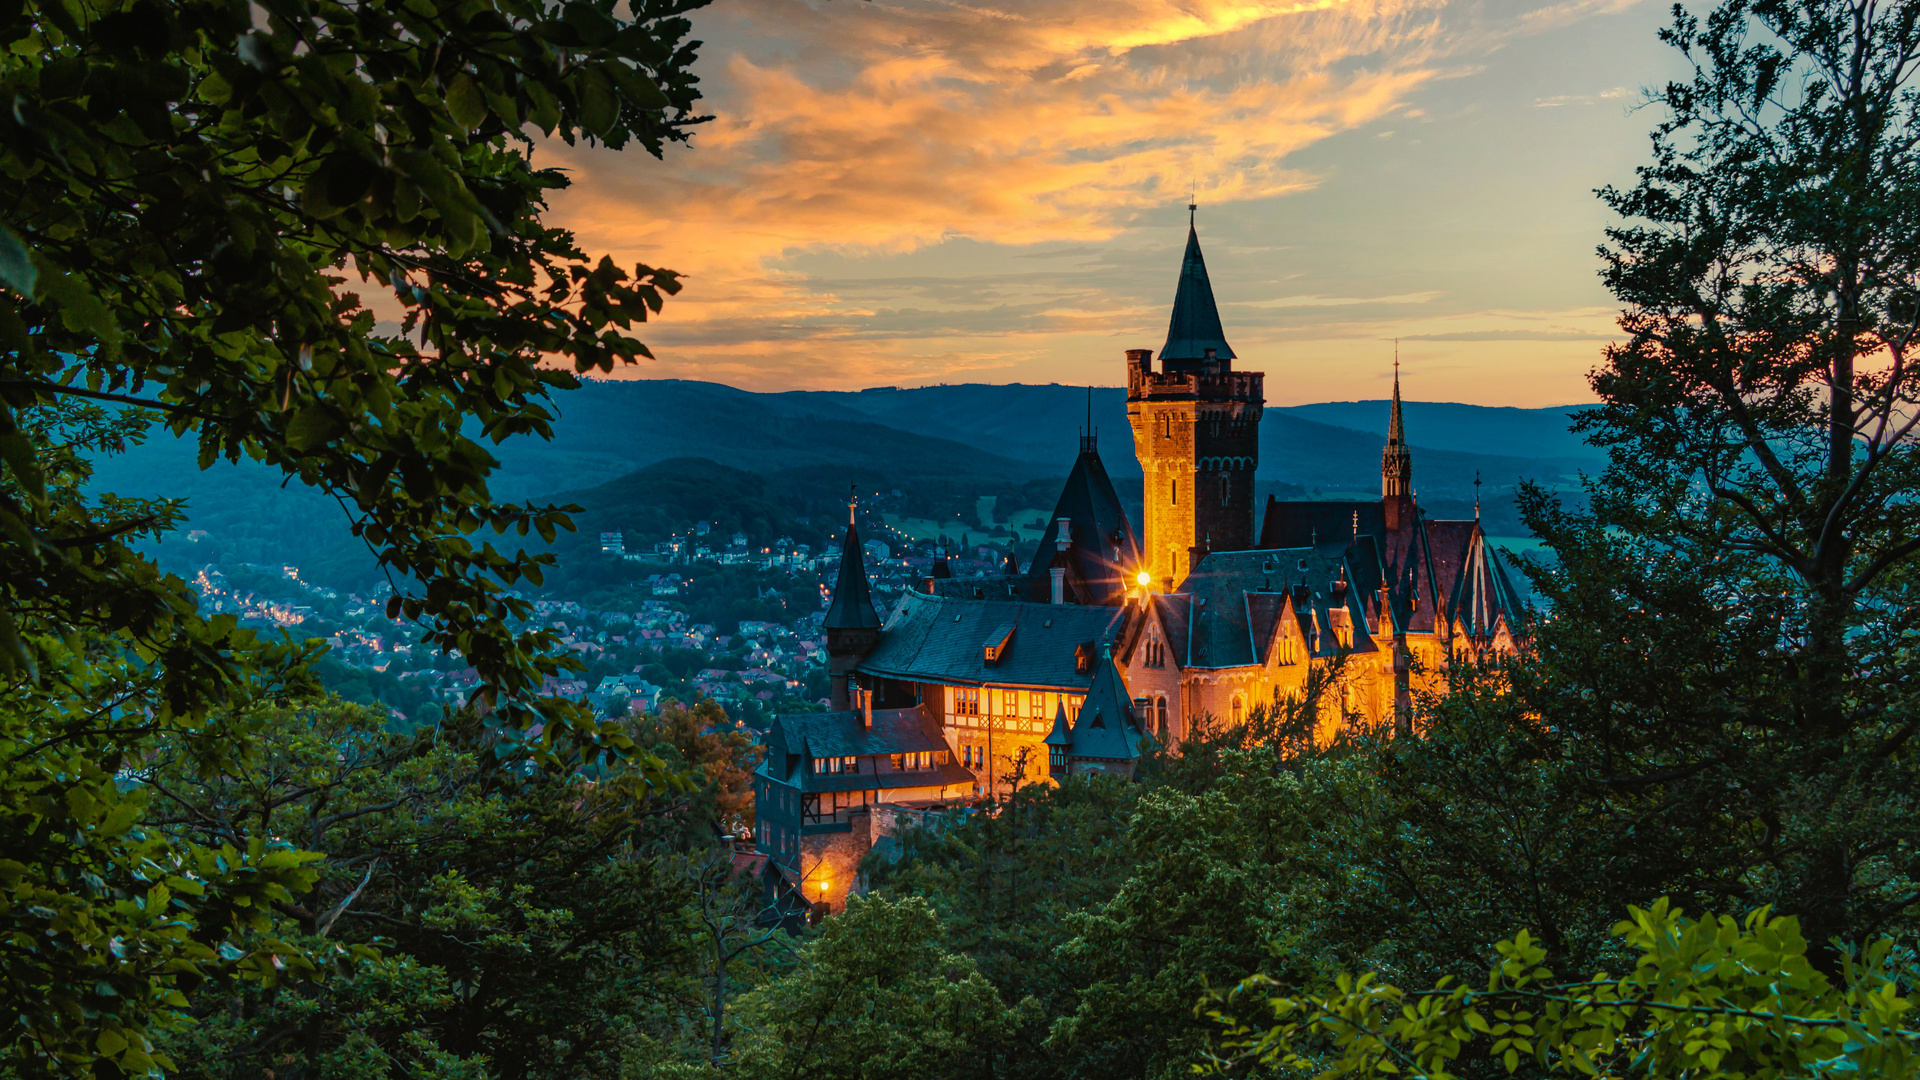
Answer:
[0,0,711,1071]
[1205,899,1919,1079]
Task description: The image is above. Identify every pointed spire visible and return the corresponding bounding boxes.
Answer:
[1382,342,1413,501]
[1159,209,1236,363]
[1474,471,1482,522]
[824,487,881,631]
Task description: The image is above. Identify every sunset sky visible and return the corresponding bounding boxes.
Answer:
[547,0,1688,407]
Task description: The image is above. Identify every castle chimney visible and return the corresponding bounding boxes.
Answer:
[1051,518,1072,604]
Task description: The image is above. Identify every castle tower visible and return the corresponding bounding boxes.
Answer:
[1127,210,1263,588]
[823,494,881,710]
[1382,358,1414,530]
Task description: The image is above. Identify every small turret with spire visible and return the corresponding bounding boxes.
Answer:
[824,485,882,710]
[1382,343,1415,530]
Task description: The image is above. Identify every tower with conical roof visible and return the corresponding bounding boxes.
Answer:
[823,492,882,710]
[1126,206,1264,588]
[1382,350,1414,530]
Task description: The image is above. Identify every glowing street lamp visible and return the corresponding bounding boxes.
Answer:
[1135,570,1152,587]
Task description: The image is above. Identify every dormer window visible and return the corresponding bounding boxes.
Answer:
[984,624,1016,664]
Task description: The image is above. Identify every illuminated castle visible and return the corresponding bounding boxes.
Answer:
[754,211,1529,917]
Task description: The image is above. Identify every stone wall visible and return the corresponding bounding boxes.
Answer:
[797,813,873,915]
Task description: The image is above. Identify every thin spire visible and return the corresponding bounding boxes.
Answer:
[1159,206,1235,362]
[1382,343,1413,500]
[847,482,857,526]
[1474,471,1482,522]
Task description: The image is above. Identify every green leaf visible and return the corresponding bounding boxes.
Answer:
[576,69,620,139]
[447,73,487,131]
[0,224,34,296]
[285,407,343,452]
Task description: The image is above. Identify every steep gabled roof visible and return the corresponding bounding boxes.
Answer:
[1067,654,1145,761]
[824,516,881,631]
[1023,442,1141,606]
[1044,699,1074,748]
[1435,523,1530,641]
[1171,546,1376,669]
[1159,222,1236,362]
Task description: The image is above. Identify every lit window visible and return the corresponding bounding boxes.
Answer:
[1003,690,1018,715]
[1231,696,1244,724]
[1030,691,1044,715]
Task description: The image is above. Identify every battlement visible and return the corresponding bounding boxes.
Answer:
[1125,348,1263,405]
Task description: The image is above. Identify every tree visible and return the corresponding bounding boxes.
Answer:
[0,0,709,1068]
[1205,900,1920,1079]
[144,697,704,1080]
[730,894,1019,1080]
[1535,0,1920,957]
[630,699,762,837]
[679,851,787,1070]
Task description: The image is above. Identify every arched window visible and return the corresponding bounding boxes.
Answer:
[1219,474,1230,504]
[1171,480,1178,505]
[1156,697,1168,738]
[1231,695,1244,724]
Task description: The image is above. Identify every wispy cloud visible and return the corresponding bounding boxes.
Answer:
[1533,86,1632,107]
[542,0,1655,397]
[1398,329,1618,341]
[1240,290,1445,308]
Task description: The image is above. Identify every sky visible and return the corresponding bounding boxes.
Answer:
[544,0,1693,407]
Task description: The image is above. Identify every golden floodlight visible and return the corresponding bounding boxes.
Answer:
[1136,570,1152,587]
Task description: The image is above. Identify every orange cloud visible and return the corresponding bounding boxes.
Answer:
[541,0,1635,395]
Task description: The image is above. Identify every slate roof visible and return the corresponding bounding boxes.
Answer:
[1167,545,1374,669]
[803,762,977,794]
[1259,498,1386,550]
[1428,522,1529,638]
[824,517,881,631]
[859,592,1130,690]
[1160,221,1236,363]
[1064,654,1147,761]
[757,705,958,791]
[1021,442,1141,606]
[1044,699,1073,748]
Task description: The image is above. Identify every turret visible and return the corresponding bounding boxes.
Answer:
[1382,356,1414,530]
[824,493,882,710]
[1127,206,1264,588]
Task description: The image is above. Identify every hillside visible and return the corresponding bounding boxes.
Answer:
[93,378,1593,590]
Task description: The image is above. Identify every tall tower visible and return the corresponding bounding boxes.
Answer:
[1382,353,1414,530]
[1127,209,1264,588]
[823,493,881,710]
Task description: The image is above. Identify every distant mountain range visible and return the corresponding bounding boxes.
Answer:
[509,379,1600,500]
[93,379,1601,590]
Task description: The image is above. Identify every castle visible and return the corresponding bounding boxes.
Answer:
[753,212,1530,916]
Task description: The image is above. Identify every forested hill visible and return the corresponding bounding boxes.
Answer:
[90,378,1597,590]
